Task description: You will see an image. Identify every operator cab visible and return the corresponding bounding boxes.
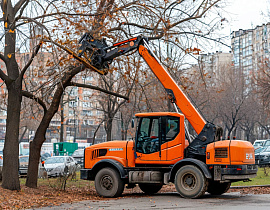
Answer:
[135,112,185,164]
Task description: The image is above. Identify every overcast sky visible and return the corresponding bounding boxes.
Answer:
[227,0,269,30]
[214,0,270,52]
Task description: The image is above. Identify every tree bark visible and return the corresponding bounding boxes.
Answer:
[1,1,22,190]
[2,82,22,190]
[106,118,113,141]
[26,111,56,188]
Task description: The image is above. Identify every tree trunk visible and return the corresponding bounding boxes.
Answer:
[106,118,113,141]
[26,96,62,188]
[2,83,22,190]
[25,124,47,188]
[2,4,22,189]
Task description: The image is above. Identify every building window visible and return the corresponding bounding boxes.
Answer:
[97,111,103,116]
[69,110,74,116]
[0,119,6,123]
[83,76,93,81]
[0,110,7,116]
[82,110,92,116]
[69,87,78,96]
[82,102,92,108]
[83,90,92,95]
[69,101,78,107]
[50,120,61,126]
[68,119,78,125]
[83,120,94,125]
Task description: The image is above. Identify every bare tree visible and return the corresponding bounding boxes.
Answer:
[0,0,226,190]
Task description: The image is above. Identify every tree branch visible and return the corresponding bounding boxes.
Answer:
[0,69,9,84]
[22,90,47,114]
[14,0,29,16]
[0,53,7,64]
[69,82,129,100]
[20,41,42,77]
[43,39,107,75]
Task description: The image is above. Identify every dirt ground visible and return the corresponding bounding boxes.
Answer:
[1,182,270,209]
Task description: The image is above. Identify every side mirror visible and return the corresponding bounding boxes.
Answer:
[131,118,134,128]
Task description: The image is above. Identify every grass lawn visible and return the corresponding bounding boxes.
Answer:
[232,167,270,186]
[19,171,94,189]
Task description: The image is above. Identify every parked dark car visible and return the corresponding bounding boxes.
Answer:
[19,155,29,176]
[253,140,266,149]
[255,146,270,166]
[71,149,84,167]
[255,147,265,155]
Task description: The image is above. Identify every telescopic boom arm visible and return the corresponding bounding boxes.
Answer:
[78,34,206,134]
[78,34,223,159]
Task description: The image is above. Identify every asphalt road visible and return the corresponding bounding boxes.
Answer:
[33,192,270,210]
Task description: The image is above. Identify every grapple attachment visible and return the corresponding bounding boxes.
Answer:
[78,33,111,71]
[78,34,145,72]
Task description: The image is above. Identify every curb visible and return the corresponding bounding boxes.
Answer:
[231,185,270,189]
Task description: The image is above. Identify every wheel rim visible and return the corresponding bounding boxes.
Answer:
[181,172,197,191]
[100,175,113,190]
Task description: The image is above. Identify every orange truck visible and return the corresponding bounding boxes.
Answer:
[78,35,257,198]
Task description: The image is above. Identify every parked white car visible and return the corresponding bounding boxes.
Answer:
[44,156,77,177]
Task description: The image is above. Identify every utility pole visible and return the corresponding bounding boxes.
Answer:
[60,95,64,142]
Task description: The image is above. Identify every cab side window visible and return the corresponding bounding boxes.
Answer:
[161,116,179,144]
[136,117,159,154]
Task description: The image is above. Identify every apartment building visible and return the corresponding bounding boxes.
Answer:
[198,51,233,81]
[231,23,270,80]
[60,75,106,144]
[0,50,107,143]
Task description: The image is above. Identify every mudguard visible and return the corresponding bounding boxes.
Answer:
[91,159,127,179]
[169,158,212,182]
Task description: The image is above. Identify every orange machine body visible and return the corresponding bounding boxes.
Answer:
[85,141,135,168]
[85,138,255,169]
[84,112,255,169]
[85,112,186,167]
[206,140,255,165]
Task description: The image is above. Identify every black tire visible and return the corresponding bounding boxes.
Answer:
[95,167,124,198]
[139,183,163,195]
[174,165,208,198]
[207,181,231,195]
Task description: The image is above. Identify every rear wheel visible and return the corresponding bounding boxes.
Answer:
[95,167,124,198]
[174,165,208,198]
[139,183,163,195]
[207,181,231,195]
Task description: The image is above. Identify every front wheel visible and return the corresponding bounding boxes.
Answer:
[95,167,124,198]
[139,183,163,195]
[174,165,208,198]
[207,181,231,195]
